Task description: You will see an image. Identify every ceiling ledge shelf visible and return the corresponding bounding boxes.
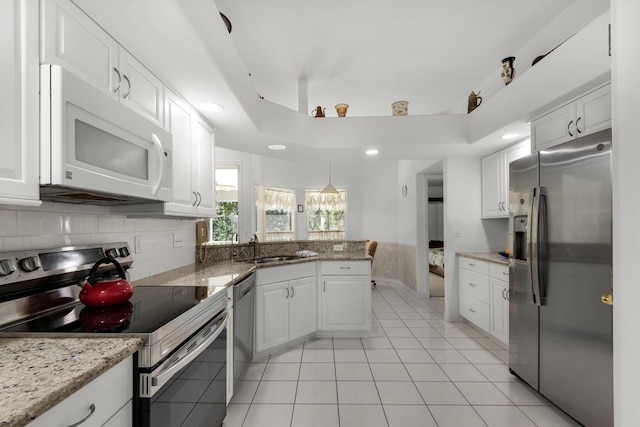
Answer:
[468,10,611,145]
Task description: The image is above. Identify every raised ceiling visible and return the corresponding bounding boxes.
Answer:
[214,0,576,117]
[75,0,608,160]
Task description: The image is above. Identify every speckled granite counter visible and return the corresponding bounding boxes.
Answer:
[457,252,510,266]
[0,337,142,427]
[133,254,371,287]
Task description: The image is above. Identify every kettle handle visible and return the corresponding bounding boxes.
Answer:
[88,257,127,285]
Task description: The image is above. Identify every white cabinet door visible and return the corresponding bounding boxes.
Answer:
[320,275,370,331]
[481,140,530,219]
[41,0,119,97]
[481,151,503,218]
[532,84,611,151]
[102,401,132,427]
[0,0,40,206]
[193,116,216,216]
[576,84,611,137]
[289,276,316,340]
[490,278,509,344]
[255,281,289,353]
[118,49,164,125]
[164,90,196,214]
[28,357,132,427]
[531,103,576,151]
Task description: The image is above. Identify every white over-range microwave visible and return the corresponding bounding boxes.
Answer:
[40,64,173,204]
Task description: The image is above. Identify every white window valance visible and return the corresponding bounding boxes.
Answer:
[305,190,348,212]
[255,186,297,211]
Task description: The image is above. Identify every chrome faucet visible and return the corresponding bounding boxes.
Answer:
[249,234,260,259]
[231,233,239,261]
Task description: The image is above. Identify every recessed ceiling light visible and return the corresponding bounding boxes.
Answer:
[198,102,224,112]
[501,133,519,139]
[268,144,286,150]
[366,149,379,155]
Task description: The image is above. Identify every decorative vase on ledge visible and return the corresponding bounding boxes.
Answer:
[501,56,516,85]
[335,103,349,117]
[391,100,408,116]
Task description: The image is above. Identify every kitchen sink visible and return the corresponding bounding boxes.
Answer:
[245,255,303,264]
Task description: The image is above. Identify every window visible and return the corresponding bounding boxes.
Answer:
[256,186,296,241]
[209,165,239,243]
[305,190,347,240]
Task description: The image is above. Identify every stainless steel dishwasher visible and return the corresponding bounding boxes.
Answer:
[233,272,255,386]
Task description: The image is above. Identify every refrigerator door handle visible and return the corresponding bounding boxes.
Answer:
[530,186,547,306]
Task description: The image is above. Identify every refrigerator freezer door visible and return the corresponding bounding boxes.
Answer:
[508,153,540,390]
[538,129,612,427]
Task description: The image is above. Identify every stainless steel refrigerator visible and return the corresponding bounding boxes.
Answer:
[508,128,612,427]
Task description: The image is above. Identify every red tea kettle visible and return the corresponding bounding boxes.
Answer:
[79,258,134,307]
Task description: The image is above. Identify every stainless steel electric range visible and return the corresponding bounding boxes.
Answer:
[0,243,233,427]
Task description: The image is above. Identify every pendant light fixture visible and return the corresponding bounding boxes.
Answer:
[321,162,339,194]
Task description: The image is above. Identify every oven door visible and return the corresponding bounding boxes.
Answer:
[137,311,228,427]
[41,64,173,202]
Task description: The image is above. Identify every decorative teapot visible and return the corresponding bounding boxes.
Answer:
[312,106,325,118]
[467,91,483,113]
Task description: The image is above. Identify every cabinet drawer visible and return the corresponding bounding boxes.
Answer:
[320,261,370,276]
[459,256,489,275]
[458,268,489,303]
[28,356,132,427]
[459,293,490,332]
[490,263,509,280]
[257,262,316,285]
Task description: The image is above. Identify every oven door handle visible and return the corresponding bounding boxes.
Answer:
[150,312,228,390]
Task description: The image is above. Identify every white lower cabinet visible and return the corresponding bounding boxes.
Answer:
[28,356,133,427]
[255,264,316,354]
[458,256,509,345]
[319,261,371,333]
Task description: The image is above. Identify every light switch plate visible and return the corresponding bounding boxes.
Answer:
[134,235,142,253]
[173,232,183,248]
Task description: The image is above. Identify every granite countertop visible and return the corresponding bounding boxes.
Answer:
[0,337,142,427]
[133,254,371,287]
[457,252,510,266]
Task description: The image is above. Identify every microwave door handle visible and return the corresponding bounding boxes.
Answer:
[151,133,166,196]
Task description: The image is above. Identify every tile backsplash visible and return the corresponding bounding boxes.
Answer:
[0,202,196,281]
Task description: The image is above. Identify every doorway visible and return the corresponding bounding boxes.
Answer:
[416,161,445,299]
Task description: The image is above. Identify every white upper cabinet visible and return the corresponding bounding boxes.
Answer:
[481,140,530,219]
[42,0,164,125]
[532,83,611,151]
[192,116,216,216]
[0,0,41,206]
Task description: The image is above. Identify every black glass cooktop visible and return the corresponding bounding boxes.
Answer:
[0,285,227,335]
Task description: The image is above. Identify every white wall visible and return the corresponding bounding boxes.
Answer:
[443,157,493,321]
[612,0,640,425]
[360,159,398,243]
[0,203,195,281]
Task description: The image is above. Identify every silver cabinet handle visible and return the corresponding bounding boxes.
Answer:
[192,191,198,206]
[67,404,96,427]
[502,271,509,276]
[339,266,351,270]
[197,192,202,206]
[469,308,476,313]
[290,286,294,298]
[575,116,582,134]
[502,288,506,300]
[112,67,121,93]
[285,287,289,298]
[567,120,575,137]
[468,282,476,287]
[323,281,326,292]
[122,74,132,98]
